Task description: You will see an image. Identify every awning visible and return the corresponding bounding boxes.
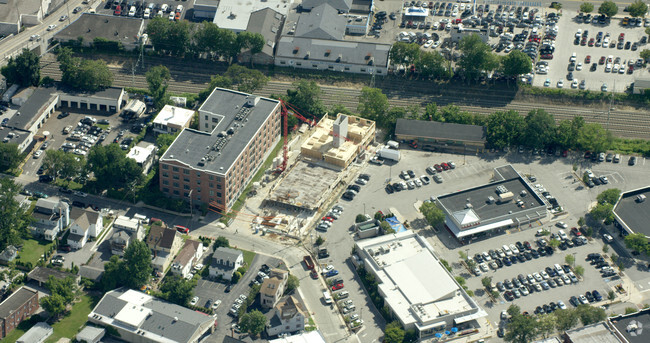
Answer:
[454,309,488,325]
[456,219,514,238]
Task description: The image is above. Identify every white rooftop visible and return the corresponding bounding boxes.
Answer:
[127,144,156,164]
[115,304,153,328]
[213,0,293,32]
[356,231,485,329]
[268,330,327,343]
[153,105,194,129]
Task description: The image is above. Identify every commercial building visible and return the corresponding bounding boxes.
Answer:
[607,308,650,343]
[301,113,375,169]
[632,78,650,95]
[0,0,56,35]
[562,322,622,343]
[159,88,281,212]
[212,0,291,32]
[52,13,146,51]
[237,8,285,65]
[613,186,650,238]
[0,287,39,339]
[394,119,487,153]
[355,231,487,339]
[88,288,216,343]
[436,165,547,243]
[152,105,195,135]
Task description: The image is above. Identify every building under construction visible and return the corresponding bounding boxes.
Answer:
[266,113,375,212]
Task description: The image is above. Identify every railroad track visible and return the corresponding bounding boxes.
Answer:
[39,56,650,138]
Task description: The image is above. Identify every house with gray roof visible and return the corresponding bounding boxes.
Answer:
[209,247,243,281]
[75,325,105,343]
[88,288,216,343]
[266,296,306,337]
[30,198,70,241]
[67,207,102,250]
[0,245,18,264]
[27,267,79,287]
[295,4,346,40]
[170,240,204,278]
[238,8,285,65]
[301,0,353,12]
[110,231,132,256]
[53,13,145,51]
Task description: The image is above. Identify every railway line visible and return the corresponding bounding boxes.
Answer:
[39,56,650,138]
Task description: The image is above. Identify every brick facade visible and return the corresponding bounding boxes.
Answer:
[0,287,39,338]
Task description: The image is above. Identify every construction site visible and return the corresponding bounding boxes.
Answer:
[232,112,376,238]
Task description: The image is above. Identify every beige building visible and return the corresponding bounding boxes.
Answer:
[260,269,289,309]
[301,113,375,169]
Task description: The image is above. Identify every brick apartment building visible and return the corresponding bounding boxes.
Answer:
[159,88,281,212]
[0,287,39,339]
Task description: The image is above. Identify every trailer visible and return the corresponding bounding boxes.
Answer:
[303,255,315,270]
[377,148,401,161]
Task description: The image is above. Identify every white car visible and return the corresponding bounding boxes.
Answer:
[533,272,543,282]
[431,41,440,49]
[570,52,577,62]
[169,12,175,20]
[190,296,199,306]
[212,299,222,309]
[479,263,489,272]
[423,40,433,48]
[571,79,579,88]
[557,79,564,88]
[509,244,519,255]
[323,265,334,273]
[349,313,359,321]
[579,294,589,304]
[33,150,43,159]
[74,191,88,198]
[557,300,567,309]
[540,270,550,279]
[603,234,614,243]
[414,179,422,187]
[47,24,57,31]
[576,62,582,71]
[556,221,568,229]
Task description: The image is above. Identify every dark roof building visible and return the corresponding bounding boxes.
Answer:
[89,288,216,343]
[436,165,548,243]
[562,322,622,343]
[613,186,650,238]
[238,8,285,65]
[27,267,79,287]
[0,286,39,339]
[53,13,145,50]
[608,308,650,343]
[395,119,487,153]
[159,88,281,212]
[301,0,352,12]
[295,4,346,40]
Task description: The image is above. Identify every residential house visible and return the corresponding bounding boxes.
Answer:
[0,286,39,339]
[260,269,289,309]
[266,296,306,337]
[0,245,18,264]
[171,240,204,279]
[30,198,70,241]
[209,247,243,281]
[145,223,183,273]
[67,207,103,250]
[113,215,143,240]
[126,143,157,174]
[110,231,131,256]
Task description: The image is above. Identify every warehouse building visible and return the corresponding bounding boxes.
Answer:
[436,165,548,243]
[159,88,281,213]
[612,186,650,238]
[52,13,146,51]
[394,119,487,153]
[355,231,487,339]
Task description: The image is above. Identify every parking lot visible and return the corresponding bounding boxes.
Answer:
[96,0,194,21]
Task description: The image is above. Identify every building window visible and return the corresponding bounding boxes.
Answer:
[296,62,302,66]
[312,64,318,68]
[344,67,350,71]
[183,169,189,175]
[217,192,222,197]
[172,167,179,172]
[212,118,218,123]
[361,68,366,72]
[184,184,190,190]
[217,184,222,189]
[173,175,179,180]
[173,190,179,195]
[162,180,169,185]
[184,178,189,182]
[197,196,201,201]
[210,190,214,196]
[280,61,286,65]
[184,192,190,197]
[209,175,214,180]
[162,172,168,177]
[205,115,208,120]
[197,188,201,192]
[197,180,201,184]
[196,172,201,177]
[328,65,334,69]
[173,182,179,187]
[162,164,168,170]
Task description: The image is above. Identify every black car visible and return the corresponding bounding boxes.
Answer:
[515,241,525,251]
[516,254,526,262]
[385,184,394,194]
[57,112,70,119]
[407,170,415,178]
[495,258,503,268]
[570,296,580,307]
[225,284,232,293]
[545,246,554,255]
[523,251,533,260]
[39,175,54,183]
[474,253,484,263]
[359,173,370,181]
[72,200,85,208]
[59,187,73,194]
[497,327,505,337]
[629,156,637,165]
[530,249,539,258]
[538,247,547,256]
[342,191,355,200]
[347,184,361,192]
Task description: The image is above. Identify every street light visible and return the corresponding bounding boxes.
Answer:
[572,252,577,268]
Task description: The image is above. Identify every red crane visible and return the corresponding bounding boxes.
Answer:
[276,100,316,173]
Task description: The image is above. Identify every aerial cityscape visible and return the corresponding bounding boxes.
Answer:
[1,0,650,343]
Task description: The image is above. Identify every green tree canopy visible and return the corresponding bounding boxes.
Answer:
[580,2,594,13]
[0,179,32,250]
[146,65,171,110]
[42,149,84,180]
[415,51,451,79]
[628,0,648,17]
[551,2,563,10]
[236,31,265,60]
[419,202,445,227]
[123,240,153,289]
[1,48,40,87]
[554,308,579,331]
[57,48,112,91]
[641,49,650,61]
[193,22,237,61]
[160,275,195,306]
[458,34,499,81]
[577,123,612,152]
[283,80,326,118]
[156,132,179,156]
[0,143,22,173]
[590,203,614,223]
[285,274,300,295]
[239,310,267,336]
[599,1,618,17]
[224,64,268,93]
[624,233,649,254]
[198,75,233,102]
[213,236,230,250]
[357,87,389,123]
[384,321,405,343]
[87,144,143,190]
[576,305,606,325]
[597,188,621,205]
[555,116,584,149]
[501,50,532,77]
[389,42,421,66]
[146,18,191,56]
[486,110,525,148]
[41,294,67,318]
[524,109,556,149]
[505,312,538,343]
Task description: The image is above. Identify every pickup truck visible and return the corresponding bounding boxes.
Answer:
[303,255,315,270]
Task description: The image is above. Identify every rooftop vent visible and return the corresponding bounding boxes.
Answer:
[293,46,299,54]
[304,51,310,60]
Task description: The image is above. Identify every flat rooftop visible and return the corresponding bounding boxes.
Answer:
[437,177,545,223]
[614,186,650,237]
[213,0,292,32]
[609,308,650,343]
[53,13,143,47]
[268,160,341,211]
[564,322,621,343]
[162,88,279,175]
[356,231,485,328]
[153,105,195,128]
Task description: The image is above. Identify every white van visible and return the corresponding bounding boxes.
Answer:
[554,263,565,276]
[558,230,568,240]
[502,245,512,256]
[323,291,332,304]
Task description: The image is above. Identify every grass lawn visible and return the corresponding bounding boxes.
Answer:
[17,238,54,267]
[54,178,83,190]
[45,294,96,343]
[240,249,256,268]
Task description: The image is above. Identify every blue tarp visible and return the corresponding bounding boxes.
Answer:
[385,216,407,233]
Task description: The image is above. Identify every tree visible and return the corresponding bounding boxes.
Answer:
[481,276,493,288]
[102,255,125,291]
[551,2,562,10]
[1,49,40,87]
[556,116,584,149]
[389,42,421,67]
[486,110,526,148]
[580,2,594,13]
[224,64,268,93]
[565,254,575,265]
[576,305,606,325]
[357,87,389,123]
[384,321,405,343]
[41,294,67,318]
[213,236,230,251]
[329,104,353,116]
[554,309,579,331]
[0,179,32,250]
[194,22,237,60]
[590,203,614,223]
[122,240,152,289]
[524,109,556,149]
[597,188,622,205]
[458,34,499,82]
[507,304,521,317]
[599,1,618,17]
[42,150,84,180]
[87,144,143,190]
[537,313,557,338]
[628,0,648,17]
[285,274,300,295]
[415,51,451,80]
[146,18,191,56]
[501,50,532,78]
[505,313,538,343]
[423,103,444,122]
[355,214,367,223]
[236,31,265,63]
[45,276,77,303]
[578,217,586,227]
[239,310,267,337]
[380,221,395,234]
[146,65,171,110]
[283,80,326,118]
[575,265,585,276]
[624,233,649,254]
[440,105,474,124]
[315,235,325,246]
[160,275,195,306]
[549,239,561,249]
[156,132,179,156]
[419,202,445,227]
[577,123,612,152]
[0,143,22,173]
[198,75,233,102]
[641,49,650,62]
[57,47,113,91]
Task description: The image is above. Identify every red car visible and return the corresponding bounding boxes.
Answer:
[588,38,595,47]
[175,12,181,20]
[332,283,344,291]
[571,227,582,236]
[540,54,553,59]
[310,270,318,279]
[434,164,443,172]
[585,55,591,63]
[174,225,189,234]
[322,216,334,222]
[114,5,121,15]
[523,241,532,250]
[628,66,634,74]
[441,163,450,170]
[619,33,625,41]
[584,151,592,159]
[599,56,606,64]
